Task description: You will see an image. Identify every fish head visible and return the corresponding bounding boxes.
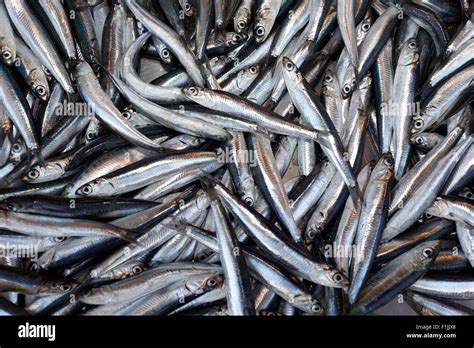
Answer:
[228,32,247,47]
[293,294,325,316]
[76,178,114,197]
[414,240,442,269]
[182,86,209,104]
[398,38,420,67]
[411,115,428,134]
[234,7,251,32]
[372,153,394,181]
[0,46,15,66]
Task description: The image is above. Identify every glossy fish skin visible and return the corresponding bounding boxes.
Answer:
[305,108,368,240]
[182,87,329,142]
[180,223,323,315]
[337,0,358,72]
[389,126,465,216]
[376,218,454,262]
[125,0,205,87]
[75,61,163,151]
[410,274,474,300]
[254,0,283,44]
[351,240,441,315]
[65,0,100,70]
[14,38,50,101]
[402,1,449,57]
[0,0,16,65]
[81,263,221,305]
[76,151,218,197]
[373,37,394,155]
[0,264,77,295]
[406,291,474,316]
[206,178,348,288]
[334,162,374,277]
[383,136,473,241]
[0,0,471,317]
[89,190,210,277]
[349,154,394,304]
[0,195,159,219]
[0,62,39,157]
[210,199,255,315]
[426,196,474,226]
[342,6,399,98]
[121,33,187,104]
[281,57,359,202]
[411,132,444,151]
[249,133,301,242]
[412,64,474,133]
[38,0,77,60]
[234,0,254,33]
[113,273,224,315]
[429,39,474,88]
[195,0,211,61]
[392,38,419,180]
[0,210,137,242]
[100,2,126,105]
[6,0,73,93]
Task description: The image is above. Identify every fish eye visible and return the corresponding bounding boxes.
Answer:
[238,20,247,29]
[132,265,143,274]
[2,50,12,61]
[184,3,191,12]
[249,66,258,74]
[422,247,434,258]
[343,85,352,94]
[207,278,217,287]
[414,119,424,129]
[5,204,15,211]
[285,61,295,71]
[243,196,254,206]
[86,131,97,140]
[27,169,40,180]
[383,156,394,166]
[362,23,370,31]
[81,184,93,195]
[54,236,66,242]
[265,311,277,316]
[332,272,344,283]
[415,136,424,145]
[43,67,52,76]
[188,87,199,96]
[35,85,47,97]
[122,110,132,120]
[255,26,265,37]
[311,303,322,313]
[233,34,242,42]
[12,143,22,153]
[306,228,317,241]
[324,74,333,83]
[60,284,72,292]
[465,192,473,199]
[408,41,417,49]
[161,49,170,59]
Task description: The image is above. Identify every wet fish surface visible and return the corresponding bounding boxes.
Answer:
[0,0,471,317]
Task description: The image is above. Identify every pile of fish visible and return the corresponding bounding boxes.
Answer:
[0,0,472,316]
